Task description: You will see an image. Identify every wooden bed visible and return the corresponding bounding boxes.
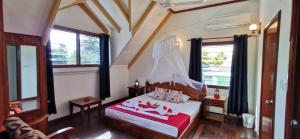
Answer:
[105,81,206,139]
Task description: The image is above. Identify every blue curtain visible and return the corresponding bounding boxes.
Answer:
[46,41,57,114]
[227,35,248,115]
[99,34,110,100]
[189,38,203,82]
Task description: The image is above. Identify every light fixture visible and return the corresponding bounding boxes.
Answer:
[249,23,261,34]
[135,80,139,88]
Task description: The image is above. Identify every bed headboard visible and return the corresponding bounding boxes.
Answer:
[145,81,206,102]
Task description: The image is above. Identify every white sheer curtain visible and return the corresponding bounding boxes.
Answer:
[148,36,197,89]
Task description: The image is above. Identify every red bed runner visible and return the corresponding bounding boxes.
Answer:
[108,102,190,137]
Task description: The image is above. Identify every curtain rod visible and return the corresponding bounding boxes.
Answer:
[187,34,258,41]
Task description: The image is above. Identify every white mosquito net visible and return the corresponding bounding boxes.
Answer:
[148,36,201,89]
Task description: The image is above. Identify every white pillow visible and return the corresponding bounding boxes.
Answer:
[146,92,154,97]
[180,94,191,103]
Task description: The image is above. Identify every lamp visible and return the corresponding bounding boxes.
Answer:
[135,80,139,87]
[249,23,261,34]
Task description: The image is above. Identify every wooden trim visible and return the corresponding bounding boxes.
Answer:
[113,0,130,24]
[171,0,248,14]
[146,81,206,101]
[128,11,172,69]
[202,41,233,46]
[42,0,61,45]
[92,0,121,33]
[132,1,156,35]
[207,85,229,90]
[59,0,85,10]
[285,0,300,138]
[0,0,8,132]
[16,46,21,100]
[76,33,80,65]
[53,25,100,36]
[53,64,100,68]
[5,32,42,46]
[78,2,109,34]
[128,0,131,31]
[259,11,281,139]
[21,97,39,102]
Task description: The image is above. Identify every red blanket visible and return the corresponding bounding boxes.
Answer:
[107,103,190,137]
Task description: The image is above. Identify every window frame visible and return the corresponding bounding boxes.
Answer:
[202,41,233,89]
[51,25,101,68]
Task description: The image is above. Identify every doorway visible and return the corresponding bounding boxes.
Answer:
[259,11,281,139]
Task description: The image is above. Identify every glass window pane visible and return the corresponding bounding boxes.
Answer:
[80,34,100,65]
[202,44,233,87]
[50,29,77,65]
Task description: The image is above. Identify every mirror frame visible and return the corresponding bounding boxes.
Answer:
[4,32,48,118]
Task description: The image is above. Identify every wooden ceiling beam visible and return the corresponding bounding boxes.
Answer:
[132,1,156,35]
[42,0,61,45]
[78,2,109,34]
[59,0,86,10]
[92,0,121,33]
[128,0,131,31]
[113,0,130,24]
[128,11,172,69]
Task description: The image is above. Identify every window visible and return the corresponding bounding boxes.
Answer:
[202,44,233,87]
[50,26,100,67]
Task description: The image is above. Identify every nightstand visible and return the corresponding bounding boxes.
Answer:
[204,95,227,123]
[128,86,145,98]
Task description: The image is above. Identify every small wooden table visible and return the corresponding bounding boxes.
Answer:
[204,96,227,123]
[69,96,102,120]
[128,86,145,98]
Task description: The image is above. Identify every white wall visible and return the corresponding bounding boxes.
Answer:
[49,65,128,120]
[129,1,259,114]
[254,0,292,138]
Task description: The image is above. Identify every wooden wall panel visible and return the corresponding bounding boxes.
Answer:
[0,0,8,132]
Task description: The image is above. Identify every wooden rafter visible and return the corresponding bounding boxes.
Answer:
[42,0,61,45]
[132,1,156,35]
[59,0,86,10]
[128,0,131,31]
[128,11,172,69]
[78,2,109,34]
[113,0,129,23]
[92,0,121,33]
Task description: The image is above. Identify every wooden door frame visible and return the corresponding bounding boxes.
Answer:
[259,11,281,139]
[285,0,300,138]
[0,0,8,132]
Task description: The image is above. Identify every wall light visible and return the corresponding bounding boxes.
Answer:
[177,40,181,47]
[249,23,261,34]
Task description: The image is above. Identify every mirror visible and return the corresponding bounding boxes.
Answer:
[7,45,40,115]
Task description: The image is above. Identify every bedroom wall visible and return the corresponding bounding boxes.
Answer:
[254,0,292,138]
[49,1,132,120]
[129,0,259,114]
[49,65,129,121]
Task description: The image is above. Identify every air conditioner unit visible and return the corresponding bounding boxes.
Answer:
[206,23,249,30]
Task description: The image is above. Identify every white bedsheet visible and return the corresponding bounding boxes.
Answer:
[105,94,201,137]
